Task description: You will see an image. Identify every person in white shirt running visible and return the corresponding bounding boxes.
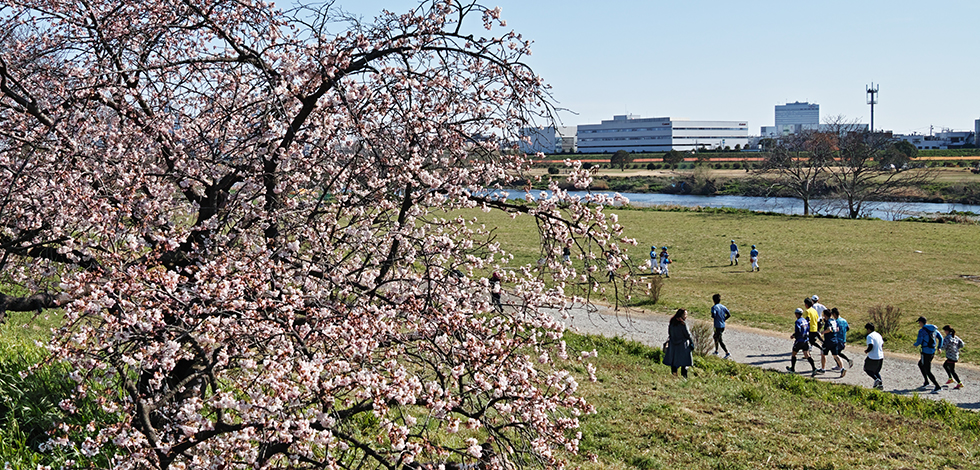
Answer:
[864,323,885,390]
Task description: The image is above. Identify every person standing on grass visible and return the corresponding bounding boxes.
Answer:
[832,308,854,369]
[803,297,822,350]
[749,245,759,271]
[664,308,694,378]
[940,325,965,390]
[729,240,739,266]
[817,309,846,377]
[787,308,817,376]
[659,246,671,278]
[864,323,885,390]
[913,316,943,392]
[649,245,659,274]
[710,293,732,359]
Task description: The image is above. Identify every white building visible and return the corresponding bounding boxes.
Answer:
[518,125,577,154]
[761,101,820,137]
[576,115,748,153]
[895,130,976,150]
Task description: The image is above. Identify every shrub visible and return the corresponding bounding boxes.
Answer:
[723,163,730,169]
[646,275,664,304]
[547,166,559,175]
[732,162,741,169]
[868,305,903,339]
[689,320,714,357]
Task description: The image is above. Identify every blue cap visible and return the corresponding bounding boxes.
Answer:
[662,246,667,250]
[731,239,735,243]
[751,245,756,248]
[795,308,804,314]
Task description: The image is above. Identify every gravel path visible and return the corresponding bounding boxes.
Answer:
[556,301,980,410]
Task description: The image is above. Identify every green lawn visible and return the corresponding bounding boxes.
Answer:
[561,333,980,470]
[467,206,980,363]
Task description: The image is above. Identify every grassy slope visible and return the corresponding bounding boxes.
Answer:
[467,207,980,363]
[561,333,980,470]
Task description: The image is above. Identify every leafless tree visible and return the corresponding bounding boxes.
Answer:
[821,116,937,219]
[757,130,833,216]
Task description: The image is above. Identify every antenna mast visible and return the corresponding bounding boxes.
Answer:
[866,83,879,133]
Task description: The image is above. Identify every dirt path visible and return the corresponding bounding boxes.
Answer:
[557,302,980,410]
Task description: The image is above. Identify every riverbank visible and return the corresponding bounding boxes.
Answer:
[519,166,980,205]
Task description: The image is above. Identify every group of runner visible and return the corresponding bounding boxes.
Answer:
[786,296,856,379]
[783,294,966,392]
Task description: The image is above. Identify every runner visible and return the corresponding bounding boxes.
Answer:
[810,295,827,317]
[940,325,965,390]
[817,309,846,377]
[787,308,817,376]
[913,316,943,392]
[803,297,822,350]
[864,323,885,390]
[729,240,739,266]
[710,293,732,359]
[831,308,854,369]
[749,245,759,272]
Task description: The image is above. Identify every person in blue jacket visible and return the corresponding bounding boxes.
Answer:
[749,245,759,272]
[913,316,944,392]
[787,308,817,376]
[710,293,731,359]
[729,240,739,266]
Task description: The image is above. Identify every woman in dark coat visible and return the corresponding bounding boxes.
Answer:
[664,308,695,377]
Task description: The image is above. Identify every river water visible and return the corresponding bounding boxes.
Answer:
[504,191,980,221]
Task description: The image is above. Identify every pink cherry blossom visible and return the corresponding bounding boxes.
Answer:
[0,1,637,468]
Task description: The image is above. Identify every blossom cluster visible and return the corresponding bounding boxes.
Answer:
[0,1,634,468]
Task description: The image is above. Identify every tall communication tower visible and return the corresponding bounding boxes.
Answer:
[866,83,879,133]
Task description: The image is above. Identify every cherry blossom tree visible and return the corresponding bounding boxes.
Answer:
[0,0,634,468]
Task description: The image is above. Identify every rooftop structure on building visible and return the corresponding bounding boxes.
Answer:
[576,115,748,153]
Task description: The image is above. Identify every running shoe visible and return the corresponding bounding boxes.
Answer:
[933,385,942,393]
[785,366,795,373]
[839,369,847,378]
[830,366,841,371]
[874,380,883,390]
[954,383,964,390]
[814,369,826,374]
[946,378,956,384]
[723,353,732,360]
[847,358,854,368]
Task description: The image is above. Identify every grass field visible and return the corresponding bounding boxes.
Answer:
[466,206,980,363]
[560,333,980,469]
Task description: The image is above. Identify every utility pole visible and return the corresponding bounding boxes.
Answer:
[866,83,879,134]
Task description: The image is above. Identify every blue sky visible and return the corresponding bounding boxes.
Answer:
[335,0,980,135]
